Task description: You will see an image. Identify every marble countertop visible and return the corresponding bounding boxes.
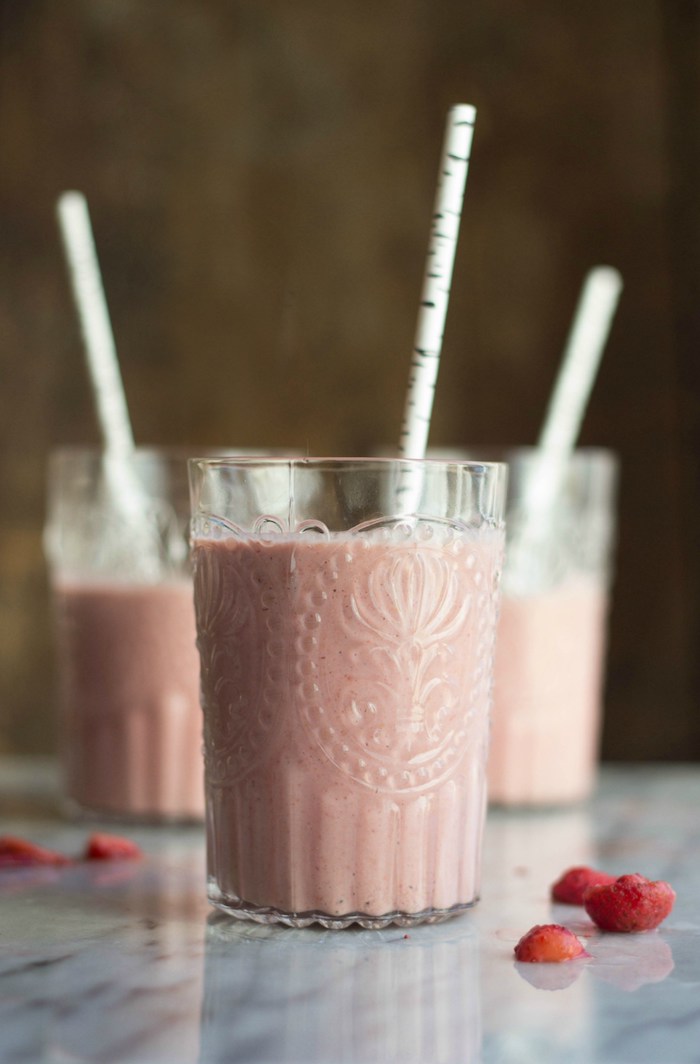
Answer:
[1,762,698,1064]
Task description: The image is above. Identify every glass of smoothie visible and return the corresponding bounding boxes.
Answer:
[189,456,507,929]
[488,447,618,806]
[44,447,203,822]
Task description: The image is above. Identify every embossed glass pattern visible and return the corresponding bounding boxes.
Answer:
[190,457,506,929]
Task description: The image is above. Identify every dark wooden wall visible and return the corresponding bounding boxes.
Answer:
[1,0,698,758]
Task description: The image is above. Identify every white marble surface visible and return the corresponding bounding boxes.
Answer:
[0,762,699,1063]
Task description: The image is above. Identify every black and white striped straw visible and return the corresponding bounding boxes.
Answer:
[398,103,476,463]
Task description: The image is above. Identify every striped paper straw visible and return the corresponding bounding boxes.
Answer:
[398,103,476,463]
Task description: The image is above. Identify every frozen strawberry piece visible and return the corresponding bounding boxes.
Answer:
[551,865,616,905]
[514,923,590,963]
[0,835,71,868]
[583,873,675,933]
[84,832,142,861]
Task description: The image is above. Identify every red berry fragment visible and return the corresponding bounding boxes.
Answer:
[514,924,589,963]
[84,833,142,862]
[0,835,70,868]
[584,873,675,933]
[551,865,616,906]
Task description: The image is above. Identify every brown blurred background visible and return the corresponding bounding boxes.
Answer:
[1,0,698,759]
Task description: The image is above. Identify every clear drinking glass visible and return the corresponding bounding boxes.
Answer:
[488,447,618,806]
[44,447,203,822]
[189,457,507,928]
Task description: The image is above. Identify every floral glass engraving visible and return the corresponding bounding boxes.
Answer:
[296,526,498,793]
[194,540,281,786]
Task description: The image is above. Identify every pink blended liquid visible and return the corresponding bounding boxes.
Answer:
[193,527,503,926]
[55,579,204,820]
[488,576,608,806]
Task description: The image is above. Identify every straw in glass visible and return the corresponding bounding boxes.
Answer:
[56,191,160,571]
[396,103,476,511]
[508,265,623,590]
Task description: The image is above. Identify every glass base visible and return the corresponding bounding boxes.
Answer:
[208,880,477,930]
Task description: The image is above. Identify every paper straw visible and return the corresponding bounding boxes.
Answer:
[508,266,623,589]
[56,192,159,572]
[398,104,476,462]
[537,266,623,457]
[56,191,135,457]
[394,104,476,516]
[524,266,623,516]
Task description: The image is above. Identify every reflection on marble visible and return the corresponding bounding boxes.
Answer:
[587,932,675,992]
[0,817,208,1064]
[0,763,699,1063]
[201,917,480,1063]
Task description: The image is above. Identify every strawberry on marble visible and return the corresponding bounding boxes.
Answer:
[583,873,675,933]
[83,832,142,861]
[551,865,616,906]
[514,923,590,963]
[0,834,71,868]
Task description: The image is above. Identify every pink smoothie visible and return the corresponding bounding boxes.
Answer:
[193,527,503,925]
[488,576,608,806]
[55,578,204,820]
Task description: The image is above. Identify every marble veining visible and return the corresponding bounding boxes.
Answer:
[0,762,699,1063]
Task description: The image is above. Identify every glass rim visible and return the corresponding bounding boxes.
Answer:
[49,445,253,460]
[423,445,617,463]
[505,445,617,461]
[188,455,507,474]
[503,446,619,477]
[47,446,296,475]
